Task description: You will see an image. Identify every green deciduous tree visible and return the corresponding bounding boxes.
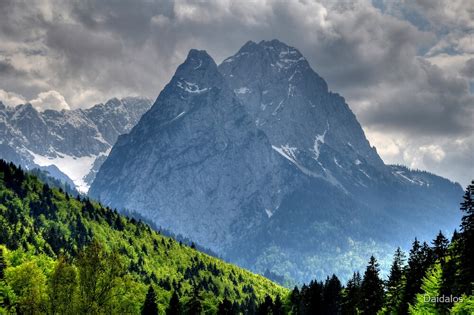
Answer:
[6,260,48,314]
[49,256,78,314]
[76,241,126,314]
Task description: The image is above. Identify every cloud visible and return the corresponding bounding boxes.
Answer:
[0,89,26,106]
[461,58,474,78]
[29,90,70,111]
[0,0,471,185]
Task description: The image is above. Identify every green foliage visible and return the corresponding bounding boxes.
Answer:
[0,160,287,314]
[359,256,384,314]
[409,263,442,314]
[49,256,78,314]
[382,247,405,314]
[0,159,472,314]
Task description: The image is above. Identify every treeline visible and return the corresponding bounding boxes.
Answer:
[0,158,472,314]
[0,159,287,314]
[286,181,473,314]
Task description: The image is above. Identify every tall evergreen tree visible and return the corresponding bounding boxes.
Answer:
[289,286,301,314]
[459,180,474,295]
[341,272,361,315]
[360,256,384,314]
[272,295,284,315]
[432,231,449,262]
[322,274,342,315]
[186,284,203,315]
[142,285,158,315]
[400,238,433,314]
[384,247,405,313]
[217,297,234,315]
[256,295,274,315]
[166,291,181,315]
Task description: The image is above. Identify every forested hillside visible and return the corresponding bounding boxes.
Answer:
[0,159,472,314]
[0,160,287,314]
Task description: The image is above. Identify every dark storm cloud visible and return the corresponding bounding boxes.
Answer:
[0,0,472,185]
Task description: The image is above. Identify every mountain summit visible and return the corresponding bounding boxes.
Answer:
[90,40,462,282]
[90,49,286,250]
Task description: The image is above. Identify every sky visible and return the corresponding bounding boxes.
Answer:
[0,0,472,186]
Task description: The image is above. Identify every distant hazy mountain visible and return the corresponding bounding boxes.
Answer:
[0,97,152,192]
[90,40,463,282]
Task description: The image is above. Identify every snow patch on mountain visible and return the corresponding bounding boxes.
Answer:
[29,150,98,193]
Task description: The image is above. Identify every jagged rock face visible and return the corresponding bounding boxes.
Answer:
[219,40,387,192]
[91,41,463,282]
[90,50,287,250]
[0,97,152,192]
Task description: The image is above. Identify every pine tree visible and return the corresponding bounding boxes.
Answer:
[459,180,474,295]
[186,284,203,315]
[142,285,158,315]
[385,247,405,312]
[409,263,442,314]
[360,256,384,314]
[256,295,274,315]
[289,286,301,314]
[217,297,233,315]
[273,295,284,315]
[167,290,181,315]
[400,238,433,313]
[341,272,361,315]
[432,231,449,262]
[322,274,342,315]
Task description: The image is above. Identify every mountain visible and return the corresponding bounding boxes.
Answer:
[0,97,152,192]
[90,40,463,282]
[90,50,288,251]
[0,159,287,313]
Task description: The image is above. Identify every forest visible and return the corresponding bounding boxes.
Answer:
[0,159,472,314]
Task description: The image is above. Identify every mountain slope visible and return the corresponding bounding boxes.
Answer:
[90,40,463,282]
[0,159,287,313]
[90,50,288,251]
[0,97,152,192]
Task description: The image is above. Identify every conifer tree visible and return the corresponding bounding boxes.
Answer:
[409,263,442,314]
[217,297,233,315]
[273,295,284,315]
[459,180,474,295]
[256,295,274,315]
[322,274,342,315]
[167,290,181,315]
[400,238,433,313]
[142,285,158,315]
[384,247,405,312]
[186,283,203,315]
[341,272,361,315]
[289,286,301,314]
[360,256,384,314]
[432,231,449,262]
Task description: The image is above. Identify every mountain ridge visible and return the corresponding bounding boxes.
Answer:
[0,96,152,192]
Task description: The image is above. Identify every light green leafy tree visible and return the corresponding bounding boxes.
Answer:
[409,263,442,314]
